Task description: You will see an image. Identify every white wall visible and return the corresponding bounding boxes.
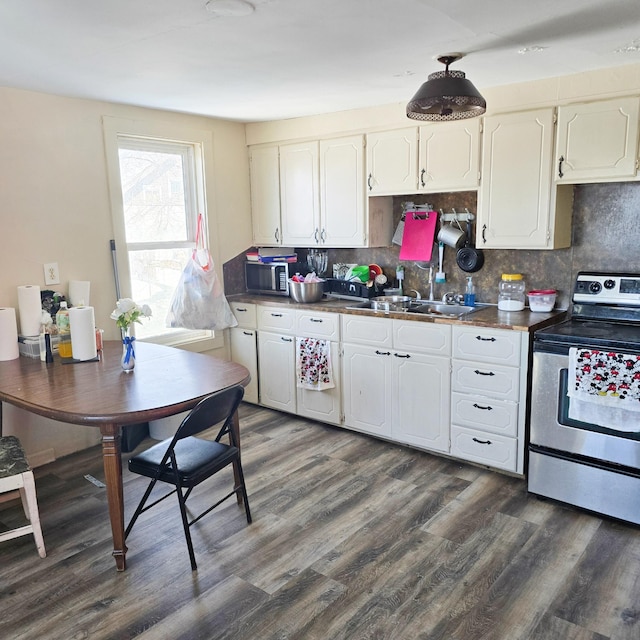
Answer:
[0,87,253,461]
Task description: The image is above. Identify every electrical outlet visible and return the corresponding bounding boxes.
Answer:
[43,262,60,286]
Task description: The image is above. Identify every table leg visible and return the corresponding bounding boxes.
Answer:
[100,423,127,571]
[231,410,242,506]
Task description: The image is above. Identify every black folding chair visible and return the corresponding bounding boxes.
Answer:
[125,385,251,570]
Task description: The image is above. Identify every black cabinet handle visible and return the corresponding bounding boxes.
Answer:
[472,437,492,445]
[275,227,279,243]
[242,331,254,336]
[310,318,323,323]
[474,369,495,376]
[271,313,283,317]
[558,155,564,178]
[482,224,487,244]
[394,353,411,358]
[281,337,292,342]
[368,173,373,191]
[420,168,426,187]
[475,336,496,342]
[375,350,391,356]
[473,403,493,411]
[236,307,247,312]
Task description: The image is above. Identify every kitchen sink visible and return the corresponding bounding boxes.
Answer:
[345,300,484,318]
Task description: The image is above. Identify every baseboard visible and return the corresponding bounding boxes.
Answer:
[29,448,56,468]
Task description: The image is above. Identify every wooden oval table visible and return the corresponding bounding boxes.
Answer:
[0,341,250,571]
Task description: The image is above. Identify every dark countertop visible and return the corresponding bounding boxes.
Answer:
[227,293,568,333]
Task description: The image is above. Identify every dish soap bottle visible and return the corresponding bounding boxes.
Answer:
[56,301,72,358]
[464,276,476,307]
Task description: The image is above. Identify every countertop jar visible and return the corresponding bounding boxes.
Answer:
[498,274,526,311]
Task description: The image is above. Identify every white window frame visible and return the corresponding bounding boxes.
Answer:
[102,116,223,351]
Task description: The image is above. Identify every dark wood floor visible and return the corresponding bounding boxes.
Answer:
[2,403,639,640]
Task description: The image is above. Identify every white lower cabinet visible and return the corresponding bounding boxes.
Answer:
[229,328,259,404]
[342,316,451,452]
[450,325,528,473]
[257,330,296,412]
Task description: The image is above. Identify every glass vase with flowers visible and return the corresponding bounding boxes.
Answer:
[110,299,152,372]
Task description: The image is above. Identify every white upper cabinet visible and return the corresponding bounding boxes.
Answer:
[250,145,282,246]
[280,141,321,246]
[366,127,418,194]
[418,119,481,192]
[477,108,573,250]
[555,97,640,183]
[320,135,366,247]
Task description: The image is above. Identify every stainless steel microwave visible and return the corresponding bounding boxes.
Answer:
[245,261,290,296]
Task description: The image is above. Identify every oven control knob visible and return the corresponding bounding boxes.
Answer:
[603,279,616,290]
[589,281,602,294]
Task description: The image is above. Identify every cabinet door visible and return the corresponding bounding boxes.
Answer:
[478,109,557,249]
[556,97,640,183]
[297,341,341,425]
[280,141,320,245]
[342,343,392,437]
[230,328,259,404]
[418,120,480,192]
[366,128,418,195]
[250,145,282,246]
[320,135,366,247]
[392,351,450,452]
[257,331,296,413]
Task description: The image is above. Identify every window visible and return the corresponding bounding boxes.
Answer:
[103,117,221,350]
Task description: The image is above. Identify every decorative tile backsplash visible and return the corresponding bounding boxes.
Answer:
[224,182,640,311]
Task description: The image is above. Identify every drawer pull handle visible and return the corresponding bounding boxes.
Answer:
[242,331,253,336]
[236,307,247,312]
[282,337,293,342]
[310,318,323,323]
[375,350,391,356]
[394,353,411,359]
[271,313,283,317]
[473,403,493,410]
[475,336,496,342]
[474,369,495,376]
[472,437,492,445]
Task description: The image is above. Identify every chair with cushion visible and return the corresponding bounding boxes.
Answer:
[0,436,46,558]
[125,385,252,570]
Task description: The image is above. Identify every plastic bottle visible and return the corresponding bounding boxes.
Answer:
[498,274,526,311]
[56,301,73,358]
[464,276,476,307]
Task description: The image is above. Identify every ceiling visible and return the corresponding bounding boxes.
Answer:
[1,0,640,122]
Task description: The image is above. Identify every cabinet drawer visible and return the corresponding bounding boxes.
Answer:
[450,425,517,472]
[451,392,518,437]
[341,314,393,348]
[257,306,296,334]
[392,320,451,356]
[296,310,339,340]
[453,326,522,366]
[452,360,519,401]
[230,302,257,329]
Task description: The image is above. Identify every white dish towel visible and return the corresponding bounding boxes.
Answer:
[296,337,335,391]
[567,347,640,431]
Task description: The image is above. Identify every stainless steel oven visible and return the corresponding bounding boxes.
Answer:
[528,271,640,524]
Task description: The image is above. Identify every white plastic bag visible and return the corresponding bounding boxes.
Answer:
[165,215,238,331]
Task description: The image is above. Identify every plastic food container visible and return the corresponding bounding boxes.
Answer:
[527,289,557,312]
[289,279,325,303]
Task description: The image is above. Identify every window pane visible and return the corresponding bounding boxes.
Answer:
[128,247,191,339]
[118,148,189,244]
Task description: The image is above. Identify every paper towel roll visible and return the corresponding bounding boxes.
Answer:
[17,285,42,337]
[69,306,97,361]
[0,307,20,361]
[69,280,91,307]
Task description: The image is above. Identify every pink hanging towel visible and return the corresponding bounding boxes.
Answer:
[398,211,437,261]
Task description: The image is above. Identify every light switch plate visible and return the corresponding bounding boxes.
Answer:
[43,262,60,286]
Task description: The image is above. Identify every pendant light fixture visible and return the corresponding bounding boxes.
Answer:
[406,53,486,121]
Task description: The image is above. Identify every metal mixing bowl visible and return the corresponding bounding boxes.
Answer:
[289,280,325,303]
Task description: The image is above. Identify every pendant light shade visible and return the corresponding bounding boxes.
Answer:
[406,54,486,121]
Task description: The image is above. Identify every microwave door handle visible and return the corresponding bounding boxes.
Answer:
[271,267,277,291]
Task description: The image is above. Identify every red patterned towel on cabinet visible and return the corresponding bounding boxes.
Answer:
[296,337,334,391]
[567,347,640,431]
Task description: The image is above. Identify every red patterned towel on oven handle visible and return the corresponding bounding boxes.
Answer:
[296,337,335,391]
[569,347,640,409]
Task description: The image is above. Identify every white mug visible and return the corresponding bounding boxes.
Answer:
[437,223,466,249]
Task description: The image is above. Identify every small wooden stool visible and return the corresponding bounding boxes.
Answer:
[0,436,46,558]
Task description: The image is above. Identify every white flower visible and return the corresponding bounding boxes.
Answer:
[111,298,152,331]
